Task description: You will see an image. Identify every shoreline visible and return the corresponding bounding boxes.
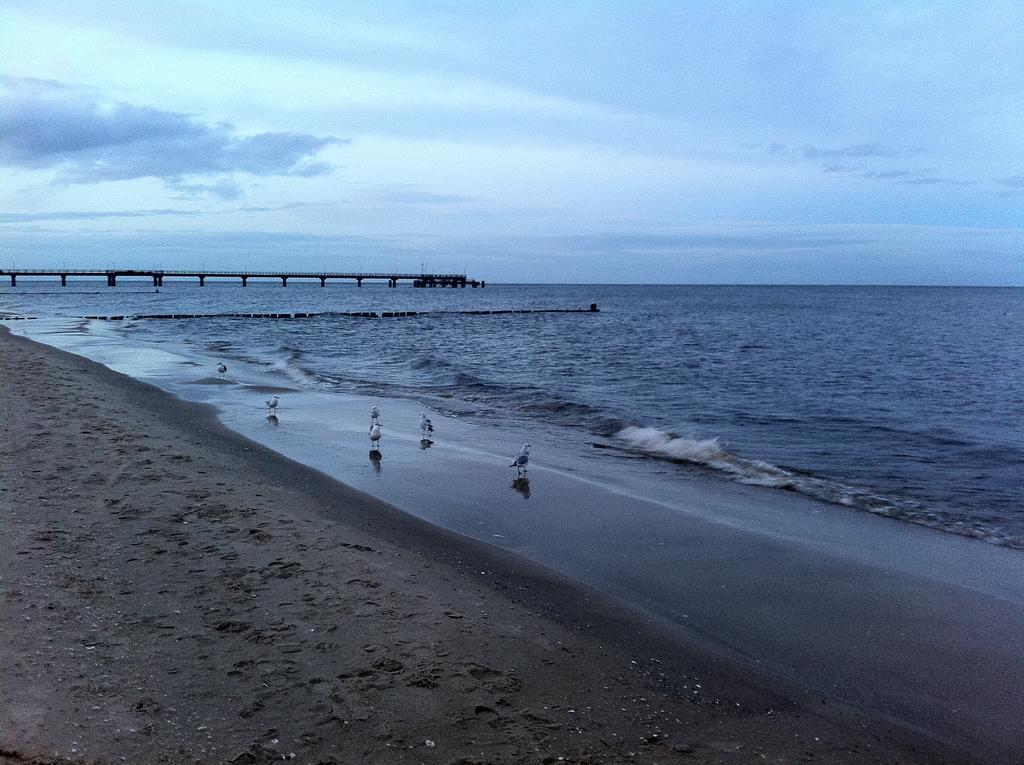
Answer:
[3,285,1021,555]
[0,326,1014,763]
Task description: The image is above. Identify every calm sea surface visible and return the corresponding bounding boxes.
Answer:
[3,281,1022,547]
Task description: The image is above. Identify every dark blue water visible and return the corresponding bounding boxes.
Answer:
[3,281,1022,546]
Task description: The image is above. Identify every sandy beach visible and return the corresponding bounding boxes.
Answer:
[0,326,1007,764]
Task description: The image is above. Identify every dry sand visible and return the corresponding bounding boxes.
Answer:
[0,328,969,764]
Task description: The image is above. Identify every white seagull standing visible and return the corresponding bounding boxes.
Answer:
[369,423,382,450]
[370,406,381,425]
[419,414,434,440]
[217,362,227,377]
[266,395,279,412]
[510,443,531,476]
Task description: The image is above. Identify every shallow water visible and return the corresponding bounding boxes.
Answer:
[3,280,1021,547]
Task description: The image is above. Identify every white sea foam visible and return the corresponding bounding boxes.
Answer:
[615,426,795,486]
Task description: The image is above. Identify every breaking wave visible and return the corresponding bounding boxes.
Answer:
[614,426,1022,549]
[615,426,797,486]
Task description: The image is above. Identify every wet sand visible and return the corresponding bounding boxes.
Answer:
[0,327,996,763]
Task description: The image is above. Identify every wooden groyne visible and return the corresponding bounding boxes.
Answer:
[1,305,599,322]
[72,305,600,321]
[0,269,484,289]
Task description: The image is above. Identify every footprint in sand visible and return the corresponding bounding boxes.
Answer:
[346,578,381,589]
[267,559,302,578]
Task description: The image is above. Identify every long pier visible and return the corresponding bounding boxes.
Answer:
[0,269,484,288]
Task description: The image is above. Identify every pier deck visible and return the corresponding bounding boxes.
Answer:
[0,269,483,288]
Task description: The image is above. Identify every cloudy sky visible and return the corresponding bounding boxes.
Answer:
[1,1,1022,283]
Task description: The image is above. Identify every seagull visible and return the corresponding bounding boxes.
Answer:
[266,395,279,412]
[369,423,382,450]
[370,406,381,425]
[419,414,434,440]
[217,362,227,377]
[510,443,531,475]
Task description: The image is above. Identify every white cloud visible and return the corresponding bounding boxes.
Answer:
[0,78,342,194]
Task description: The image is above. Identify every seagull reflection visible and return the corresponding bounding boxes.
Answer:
[419,438,433,450]
[511,476,531,499]
[266,414,279,426]
[369,450,382,473]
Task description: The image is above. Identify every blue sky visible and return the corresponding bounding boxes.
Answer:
[1,1,1022,283]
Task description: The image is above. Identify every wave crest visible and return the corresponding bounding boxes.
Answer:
[615,426,794,485]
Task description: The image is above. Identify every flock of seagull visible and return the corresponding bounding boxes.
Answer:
[218,361,531,476]
[366,406,436,452]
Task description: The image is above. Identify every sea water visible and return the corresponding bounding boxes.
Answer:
[2,281,1021,547]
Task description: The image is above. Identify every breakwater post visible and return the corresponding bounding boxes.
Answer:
[71,305,599,322]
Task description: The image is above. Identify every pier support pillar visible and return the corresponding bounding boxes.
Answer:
[388,278,396,288]
[107,273,116,287]
[60,274,67,286]
[199,275,206,287]
[9,274,16,287]
[281,277,288,287]
[241,276,248,287]
[356,278,363,287]
[320,277,326,287]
